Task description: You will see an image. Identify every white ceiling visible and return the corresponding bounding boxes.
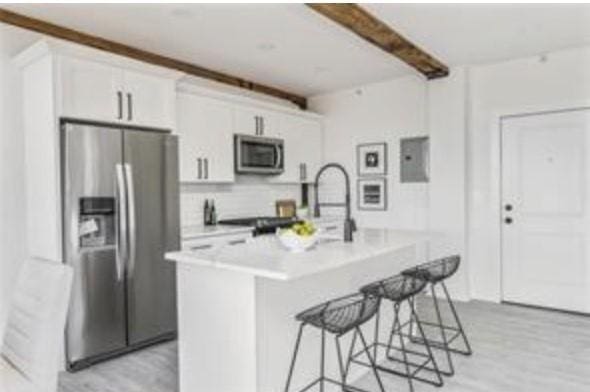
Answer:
[2,3,590,97]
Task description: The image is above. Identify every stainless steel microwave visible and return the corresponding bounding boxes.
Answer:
[234,134,284,174]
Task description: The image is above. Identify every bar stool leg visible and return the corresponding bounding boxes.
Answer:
[335,335,348,391]
[441,281,473,356]
[320,328,326,392]
[356,326,386,392]
[373,306,380,360]
[284,323,305,392]
[431,283,455,376]
[408,297,416,340]
[411,306,444,386]
[394,303,414,392]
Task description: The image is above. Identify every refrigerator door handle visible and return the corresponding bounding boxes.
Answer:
[115,164,128,281]
[124,163,137,277]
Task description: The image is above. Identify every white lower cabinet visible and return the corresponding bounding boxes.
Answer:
[183,232,251,251]
[177,93,235,183]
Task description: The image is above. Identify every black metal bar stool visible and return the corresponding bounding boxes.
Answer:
[284,292,385,392]
[402,255,473,377]
[356,274,443,392]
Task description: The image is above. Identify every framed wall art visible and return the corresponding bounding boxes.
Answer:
[357,178,387,211]
[357,142,387,176]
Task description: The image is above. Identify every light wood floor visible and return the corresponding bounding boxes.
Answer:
[58,299,590,392]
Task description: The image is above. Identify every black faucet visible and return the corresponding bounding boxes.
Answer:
[313,163,357,242]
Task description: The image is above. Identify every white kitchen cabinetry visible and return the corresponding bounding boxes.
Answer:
[234,105,281,137]
[15,39,180,262]
[60,57,122,123]
[60,57,176,129]
[177,93,235,183]
[123,70,175,129]
[275,114,322,183]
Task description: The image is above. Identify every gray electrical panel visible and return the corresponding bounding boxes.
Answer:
[400,137,429,183]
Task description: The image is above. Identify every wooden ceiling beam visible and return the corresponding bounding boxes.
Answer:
[307,3,449,79]
[0,8,308,109]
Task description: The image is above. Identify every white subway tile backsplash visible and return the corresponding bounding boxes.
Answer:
[180,182,303,227]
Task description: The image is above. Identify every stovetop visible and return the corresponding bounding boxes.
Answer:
[218,216,300,235]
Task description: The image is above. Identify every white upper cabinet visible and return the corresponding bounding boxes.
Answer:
[177,93,235,183]
[234,105,281,137]
[275,114,323,183]
[60,57,123,123]
[60,57,176,129]
[123,70,176,129]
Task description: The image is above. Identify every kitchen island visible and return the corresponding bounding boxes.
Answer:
[166,228,433,392]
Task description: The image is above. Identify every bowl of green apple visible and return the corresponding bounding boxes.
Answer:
[276,221,320,253]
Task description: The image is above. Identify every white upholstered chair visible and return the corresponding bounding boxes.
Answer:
[0,258,73,392]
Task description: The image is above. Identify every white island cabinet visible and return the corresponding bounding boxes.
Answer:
[166,228,432,392]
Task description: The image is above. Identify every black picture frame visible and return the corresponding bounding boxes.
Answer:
[357,177,387,211]
[357,142,387,177]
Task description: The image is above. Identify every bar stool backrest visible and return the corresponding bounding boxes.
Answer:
[296,293,380,334]
[360,274,427,302]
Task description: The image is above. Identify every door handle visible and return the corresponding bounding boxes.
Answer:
[197,157,202,179]
[204,158,209,179]
[124,164,137,277]
[117,91,123,120]
[504,217,513,224]
[126,93,133,121]
[275,145,282,169]
[115,164,127,282]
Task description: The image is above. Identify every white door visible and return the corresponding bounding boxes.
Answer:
[501,109,590,313]
[124,71,176,129]
[177,93,235,183]
[60,57,123,122]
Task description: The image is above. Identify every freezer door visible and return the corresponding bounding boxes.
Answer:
[123,130,180,345]
[62,123,127,366]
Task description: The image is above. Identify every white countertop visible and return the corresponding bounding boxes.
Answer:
[181,216,343,241]
[182,225,253,240]
[167,228,433,281]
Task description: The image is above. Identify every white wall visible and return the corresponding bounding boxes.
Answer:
[427,67,470,300]
[309,75,430,230]
[0,29,28,336]
[468,46,590,301]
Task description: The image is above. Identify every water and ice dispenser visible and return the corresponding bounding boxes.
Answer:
[78,197,116,248]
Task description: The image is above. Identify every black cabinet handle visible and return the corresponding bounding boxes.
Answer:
[260,116,264,135]
[204,158,209,179]
[117,91,123,119]
[505,217,513,224]
[505,204,513,212]
[197,158,202,179]
[127,93,133,121]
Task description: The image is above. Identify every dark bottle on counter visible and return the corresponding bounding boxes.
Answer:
[203,200,211,226]
[210,200,217,225]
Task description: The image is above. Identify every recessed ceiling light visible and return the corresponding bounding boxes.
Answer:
[256,43,277,52]
[314,66,330,74]
[170,7,194,19]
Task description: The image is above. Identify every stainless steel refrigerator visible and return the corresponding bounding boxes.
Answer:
[61,120,180,371]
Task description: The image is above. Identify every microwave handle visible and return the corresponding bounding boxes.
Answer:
[275,145,283,169]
